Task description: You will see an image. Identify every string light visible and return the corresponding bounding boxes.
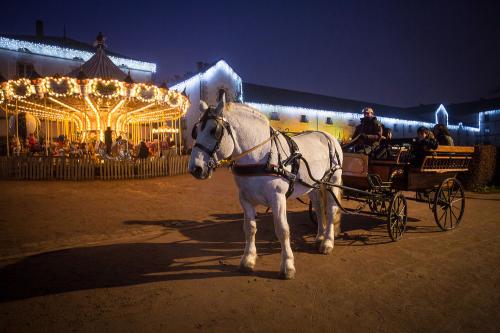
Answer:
[43,77,79,97]
[90,79,123,99]
[7,78,35,99]
[0,36,156,73]
[248,102,480,134]
[134,83,159,103]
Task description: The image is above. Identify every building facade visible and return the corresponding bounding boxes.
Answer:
[172,60,490,148]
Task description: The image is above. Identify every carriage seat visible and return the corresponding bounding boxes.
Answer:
[417,146,474,173]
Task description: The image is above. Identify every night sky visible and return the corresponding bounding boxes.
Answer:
[1,0,499,107]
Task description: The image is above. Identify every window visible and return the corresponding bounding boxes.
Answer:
[300,115,309,123]
[484,114,490,122]
[393,123,399,132]
[485,127,490,134]
[270,112,280,121]
[408,125,412,133]
[326,117,333,125]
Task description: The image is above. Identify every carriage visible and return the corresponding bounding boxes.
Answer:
[309,142,475,241]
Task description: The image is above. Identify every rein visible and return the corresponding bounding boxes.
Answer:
[217,130,279,167]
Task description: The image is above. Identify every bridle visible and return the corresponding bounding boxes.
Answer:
[191,111,236,169]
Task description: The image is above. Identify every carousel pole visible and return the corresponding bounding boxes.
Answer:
[178,116,182,155]
[4,107,9,157]
[15,100,19,142]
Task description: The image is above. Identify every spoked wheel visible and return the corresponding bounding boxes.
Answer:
[387,191,408,241]
[308,200,318,226]
[369,196,388,215]
[433,178,465,231]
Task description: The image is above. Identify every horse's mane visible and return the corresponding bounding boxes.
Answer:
[226,102,270,127]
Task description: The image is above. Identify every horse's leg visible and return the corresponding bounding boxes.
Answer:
[320,174,342,255]
[271,194,296,279]
[239,195,258,272]
[309,190,325,243]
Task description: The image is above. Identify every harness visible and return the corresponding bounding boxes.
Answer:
[192,108,342,198]
[232,129,341,198]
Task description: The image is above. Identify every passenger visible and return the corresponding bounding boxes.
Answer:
[352,107,383,153]
[373,127,394,160]
[433,124,454,146]
[411,126,438,168]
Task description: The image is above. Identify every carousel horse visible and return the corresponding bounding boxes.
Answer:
[188,95,343,279]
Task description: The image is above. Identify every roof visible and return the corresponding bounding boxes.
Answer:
[0,34,156,73]
[66,46,126,80]
[0,34,135,61]
[243,82,415,120]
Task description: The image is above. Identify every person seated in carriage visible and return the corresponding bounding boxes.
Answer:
[345,107,383,154]
[373,126,395,160]
[433,124,454,146]
[410,126,438,168]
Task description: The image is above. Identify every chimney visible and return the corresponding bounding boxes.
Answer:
[35,20,44,37]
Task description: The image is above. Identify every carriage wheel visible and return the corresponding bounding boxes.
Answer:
[387,191,408,241]
[369,196,388,215]
[433,178,465,231]
[308,200,318,226]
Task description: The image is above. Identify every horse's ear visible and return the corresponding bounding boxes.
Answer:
[199,100,208,113]
[215,93,226,115]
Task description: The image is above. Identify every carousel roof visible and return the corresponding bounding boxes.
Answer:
[67,43,127,81]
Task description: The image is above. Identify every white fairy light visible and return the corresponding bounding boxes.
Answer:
[0,36,156,73]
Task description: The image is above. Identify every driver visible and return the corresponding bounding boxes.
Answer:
[352,107,383,151]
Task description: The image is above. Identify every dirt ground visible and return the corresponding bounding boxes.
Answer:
[0,168,499,333]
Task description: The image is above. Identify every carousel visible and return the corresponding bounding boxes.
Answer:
[0,33,190,158]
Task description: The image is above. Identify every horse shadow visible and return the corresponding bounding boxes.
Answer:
[0,208,434,302]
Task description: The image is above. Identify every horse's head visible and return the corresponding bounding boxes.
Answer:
[188,94,235,179]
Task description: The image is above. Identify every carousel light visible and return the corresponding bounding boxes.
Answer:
[84,96,101,135]
[90,79,123,99]
[0,36,156,73]
[6,78,36,100]
[107,99,126,127]
[0,89,4,104]
[43,77,79,97]
[134,83,160,103]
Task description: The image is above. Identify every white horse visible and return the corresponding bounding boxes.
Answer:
[188,97,343,279]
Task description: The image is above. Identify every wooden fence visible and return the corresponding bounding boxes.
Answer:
[0,155,190,180]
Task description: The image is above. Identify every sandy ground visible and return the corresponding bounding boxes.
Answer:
[0,168,499,332]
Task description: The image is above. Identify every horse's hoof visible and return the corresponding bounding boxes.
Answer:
[319,240,334,255]
[279,268,296,280]
[239,258,256,273]
[239,265,255,273]
[315,235,325,243]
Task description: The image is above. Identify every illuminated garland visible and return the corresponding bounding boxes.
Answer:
[90,79,123,99]
[7,78,35,100]
[0,36,156,73]
[0,89,4,104]
[134,83,159,103]
[44,77,79,97]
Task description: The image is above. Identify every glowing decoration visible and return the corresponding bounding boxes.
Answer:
[152,127,179,134]
[171,60,243,102]
[7,78,35,99]
[107,99,126,127]
[135,83,159,102]
[0,36,156,73]
[0,89,4,104]
[435,104,449,126]
[90,79,123,99]
[248,103,480,134]
[44,77,78,97]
